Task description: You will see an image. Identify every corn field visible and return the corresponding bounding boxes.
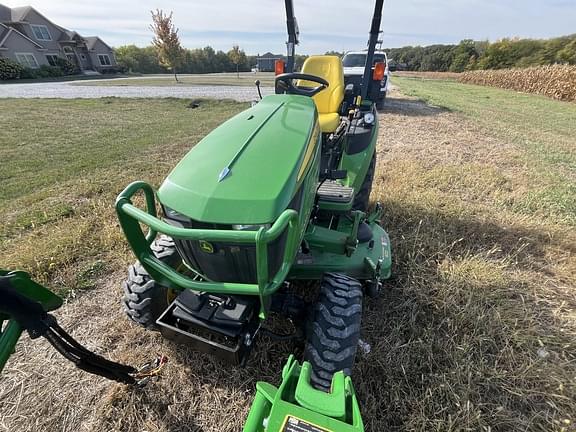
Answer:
[459,64,576,102]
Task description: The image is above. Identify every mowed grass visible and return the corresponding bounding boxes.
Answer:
[0,98,247,294]
[361,82,576,430]
[394,76,576,224]
[73,72,276,87]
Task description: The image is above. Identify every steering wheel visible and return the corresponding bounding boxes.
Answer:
[275,73,329,97]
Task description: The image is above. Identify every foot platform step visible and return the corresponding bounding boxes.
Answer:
[317,180,354,203]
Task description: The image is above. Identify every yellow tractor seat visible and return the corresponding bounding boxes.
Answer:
[297,56,345,133]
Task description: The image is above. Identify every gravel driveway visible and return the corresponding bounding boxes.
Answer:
[0,81,272,100]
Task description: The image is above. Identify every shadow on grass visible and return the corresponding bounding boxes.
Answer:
[379,97,450,117]
[354,200,576,431]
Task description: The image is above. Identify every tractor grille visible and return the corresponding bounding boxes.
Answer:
[162,187,303,285]
[164,216,287,284]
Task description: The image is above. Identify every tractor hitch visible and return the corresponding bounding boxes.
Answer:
[157,289,260,365]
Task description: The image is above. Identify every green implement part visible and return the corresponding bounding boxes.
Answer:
[0,270,63,371]
[244,355,364,432]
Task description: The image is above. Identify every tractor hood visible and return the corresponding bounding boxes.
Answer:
[158,94,319,225]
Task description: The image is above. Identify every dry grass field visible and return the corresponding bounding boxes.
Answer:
[459,65,576,102]
[0,80,575,431]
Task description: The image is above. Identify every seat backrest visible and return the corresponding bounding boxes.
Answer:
[298,56,344,115]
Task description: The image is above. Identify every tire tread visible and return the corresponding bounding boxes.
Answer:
[304,273,363,391]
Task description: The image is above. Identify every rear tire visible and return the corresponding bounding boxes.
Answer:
[352,153,376,212]
[304,273,363,391]
[122,235,180,329]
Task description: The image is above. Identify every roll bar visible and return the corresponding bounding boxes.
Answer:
[284,0,299,73]
[360,0,385,101]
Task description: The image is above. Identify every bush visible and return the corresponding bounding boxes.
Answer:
[0,57,24,80]
[36,64,64,78]
[19,67,37,79]
[101,65,126,74]
[55,57,80,75]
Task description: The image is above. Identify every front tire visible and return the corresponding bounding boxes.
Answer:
[122,235,180,329]
[304,273,363,391]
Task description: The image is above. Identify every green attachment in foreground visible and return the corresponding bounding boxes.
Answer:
[243,355,364,432]
[0,270,63,372]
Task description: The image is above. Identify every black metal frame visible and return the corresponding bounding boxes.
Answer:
[284,0,299,73]
[360,0,385,101]
[282,0,385,102]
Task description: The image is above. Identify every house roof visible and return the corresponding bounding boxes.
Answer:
[56,28,80,42]
[0,4,113,51]
[258,52,284,60]
[10,6,31,21]
[0,4,11,21]
[0,22,9,42]
[0,21,44,49]
[84,36,112,51]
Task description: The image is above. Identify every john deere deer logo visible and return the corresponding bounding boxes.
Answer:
[199,241,214,254]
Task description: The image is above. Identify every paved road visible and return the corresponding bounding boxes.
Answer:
[0,81,273,100]
[0,78,394,100]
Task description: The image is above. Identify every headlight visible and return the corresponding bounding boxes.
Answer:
[163,206,190,222]
[363,112,375,125]
[232,224,271,231]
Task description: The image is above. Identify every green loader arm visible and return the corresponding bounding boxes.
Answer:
[0,270,63,371]
[0,270,138,383]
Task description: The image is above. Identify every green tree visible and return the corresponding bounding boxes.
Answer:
[115,45,138,72]
[450,40,478,72]
[228,45,245,78]
[150,9,184,82]
[115,45,167,73]
[294,54,309,70]
[477,39,518,69]
[556,38,576,64]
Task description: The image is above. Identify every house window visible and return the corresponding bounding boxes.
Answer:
[98,54,111,66]
[31,25,52,41]
[15,53,39,69]
[46,54,59,66]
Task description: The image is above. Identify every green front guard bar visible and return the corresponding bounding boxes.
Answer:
[116,181,301,314]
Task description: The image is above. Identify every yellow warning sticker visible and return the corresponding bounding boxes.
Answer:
[281,415,333,432]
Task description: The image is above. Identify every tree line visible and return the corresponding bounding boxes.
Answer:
[115,44,253,74]
[114,33,576,75]
[385,34,576,72]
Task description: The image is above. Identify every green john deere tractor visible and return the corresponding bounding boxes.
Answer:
[1,1,391,430]
[116,0,391,391]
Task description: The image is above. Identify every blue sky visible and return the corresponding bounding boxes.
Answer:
[4,0,576,54]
